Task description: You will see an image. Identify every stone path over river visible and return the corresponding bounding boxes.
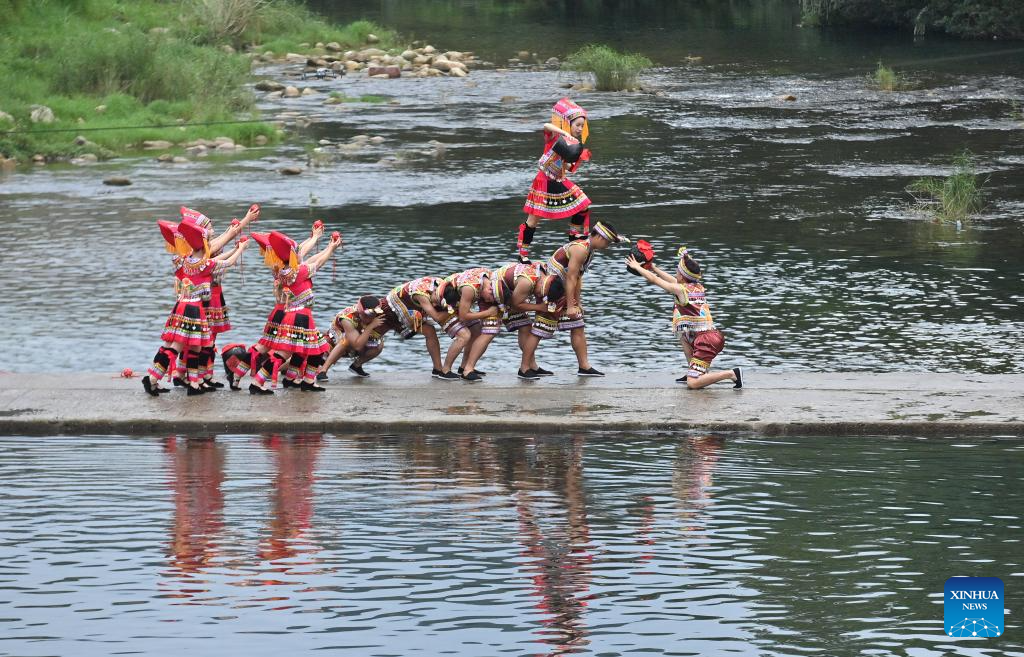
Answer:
[2,373,1021,436]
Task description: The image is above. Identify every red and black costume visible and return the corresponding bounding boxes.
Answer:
[251,231,330,390]
[517,98,592,260]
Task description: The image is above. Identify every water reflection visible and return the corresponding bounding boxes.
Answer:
[0,434,1021,656]
[163,436,226,600]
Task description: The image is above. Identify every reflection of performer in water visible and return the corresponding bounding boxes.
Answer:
[257,434,324,574]
[673,435,724,533]
[509,435,594,655]
[162,436,226,599]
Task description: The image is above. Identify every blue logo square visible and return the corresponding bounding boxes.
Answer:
[945,577,1004,638]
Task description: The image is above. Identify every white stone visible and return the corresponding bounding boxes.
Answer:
[29,105,55,123]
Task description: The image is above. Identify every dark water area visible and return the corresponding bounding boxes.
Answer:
[0,433,1020,656]
[0,1,1022,375]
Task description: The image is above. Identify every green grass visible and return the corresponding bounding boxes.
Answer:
[563,44,653,92]
[0,0,395,161]
[869,61,904,91]
[907,151,984,223]
[328,92,389,103]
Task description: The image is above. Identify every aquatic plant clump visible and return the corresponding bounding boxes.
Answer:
[564,44,653,92]
[907,151,984,223]
[869,61,904,92]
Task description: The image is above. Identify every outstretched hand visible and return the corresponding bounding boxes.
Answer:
[625,254,641,271]
[244,204,260,223]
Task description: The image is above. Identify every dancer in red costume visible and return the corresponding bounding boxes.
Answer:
[143,216,251,396]
[249,229,342,394]
[516,98,593,263]
[222,222,325,390]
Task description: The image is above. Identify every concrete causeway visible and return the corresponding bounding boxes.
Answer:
[1,372,1022,437]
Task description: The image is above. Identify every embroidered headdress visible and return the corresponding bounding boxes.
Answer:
[677,246,702,282]
[266,231,299,270]
[551,97,589,143]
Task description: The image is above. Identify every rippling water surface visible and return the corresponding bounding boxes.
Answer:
[0,433,1020,656]
[1,6,1022,374]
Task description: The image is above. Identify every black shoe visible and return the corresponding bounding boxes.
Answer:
[142,376,159,397]
[458,367,486,377]
[435,370,460,381]
[732,367,743,389]
[249,383,274,395]
[207,380,225,388]
[156,387,171,394]
[201,381,219,392]
[577,367,604,377]
[300,382,326,392]
[675,375,689,384]
[172,377,187,387]
[187,385,205,396]
[518,254,531,264]
[317,371,329,381]
[349,363,370,378]
[533,367,553,376]
[282,378,300,388]
[461,371,484,383]
[517,369,539,380]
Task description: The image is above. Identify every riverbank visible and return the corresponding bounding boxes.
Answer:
[0,0,406,163]
[2,373,1022,436]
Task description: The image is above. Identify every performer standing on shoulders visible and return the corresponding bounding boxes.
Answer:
[517,98,593,263]
[625,246,742,389]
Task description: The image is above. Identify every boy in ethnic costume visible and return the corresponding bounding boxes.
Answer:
[519,221,627,378]
[445,267,500,382]
[249,230,342,394]
[459,263,566,380]
[322,295,388,377]
[384,276,469,380]
[625,246,742,389]
[143,216,252,396]
[517,98,593,263]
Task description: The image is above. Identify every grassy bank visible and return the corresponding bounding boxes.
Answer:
[0,0,396,162]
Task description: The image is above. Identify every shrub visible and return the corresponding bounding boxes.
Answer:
[564,44,652,92]
[907,151,984,223]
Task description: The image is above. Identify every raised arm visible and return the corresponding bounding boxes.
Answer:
[649,262,678,284]
[209,204,260,253]
[305,233,343,271]
[627,255,688,302]
[543,122,571,140]
[215,239,249,269]
[298,223,325,259]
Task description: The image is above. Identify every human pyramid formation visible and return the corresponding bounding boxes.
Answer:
[142,98,742,396]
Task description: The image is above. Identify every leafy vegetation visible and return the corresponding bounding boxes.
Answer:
[907,151,984,223]
[0,0,394,161]
[800,0,1024,40]
[868,61,907,92]
[563,44,652,92]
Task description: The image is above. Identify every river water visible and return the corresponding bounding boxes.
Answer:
[0,2,1022,375]
[0,433,1020,656]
